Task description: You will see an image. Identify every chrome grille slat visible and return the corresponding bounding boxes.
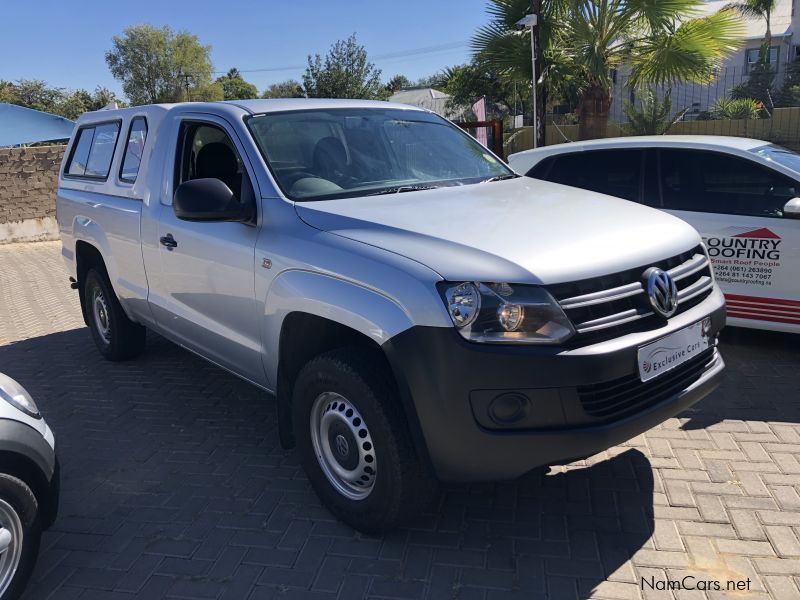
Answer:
[678,275,713,303]
[668,254,709,282]
[560,281,644,310]
[575,308,650,334]
[555,247,714,340]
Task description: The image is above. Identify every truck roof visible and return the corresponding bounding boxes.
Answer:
[75,98,426,127]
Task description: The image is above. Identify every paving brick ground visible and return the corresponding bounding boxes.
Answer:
[1,241,799,600]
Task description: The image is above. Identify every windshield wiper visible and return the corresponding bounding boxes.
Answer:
[366,185,441,196]
[480,174,521,183]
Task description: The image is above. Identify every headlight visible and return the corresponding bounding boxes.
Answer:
[440,282,575,344]
[0,373,41,419]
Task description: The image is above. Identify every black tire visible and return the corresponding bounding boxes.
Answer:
[0,475,41,600]
[292,347,436,532]
[83,268,146,361]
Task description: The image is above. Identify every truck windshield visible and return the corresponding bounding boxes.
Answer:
[750,144,800,175]
[247,108,513,201]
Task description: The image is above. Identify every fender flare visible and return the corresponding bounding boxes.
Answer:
[263,269,430,454]
[72,217,117,285]
[263,269,416,387]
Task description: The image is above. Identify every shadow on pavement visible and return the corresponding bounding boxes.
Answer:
[681,327,800,431]
[3,327,654,599]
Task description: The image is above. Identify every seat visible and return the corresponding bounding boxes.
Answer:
[195,142,241,197]
[312,137,353,187]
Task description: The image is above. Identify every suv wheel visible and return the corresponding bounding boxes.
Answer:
[83,269,146,361]
[0,475,41,600]
[292,348,436,532]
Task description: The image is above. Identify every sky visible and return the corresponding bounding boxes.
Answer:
[2,0,491,98]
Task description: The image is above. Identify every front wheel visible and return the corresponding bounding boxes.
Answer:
[292,348,436,532]
[0,475,41,600]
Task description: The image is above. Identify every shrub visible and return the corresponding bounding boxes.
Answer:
[713,97,763,120]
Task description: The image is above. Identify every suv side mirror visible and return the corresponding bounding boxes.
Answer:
[784,198,800,220]
[174,178,253,222]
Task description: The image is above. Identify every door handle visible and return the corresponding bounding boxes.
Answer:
[160,234,178,249]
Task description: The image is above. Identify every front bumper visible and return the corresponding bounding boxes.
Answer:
[383,286,726,482]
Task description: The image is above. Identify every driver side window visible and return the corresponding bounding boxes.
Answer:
[176,122,252,204]
[659,149,797,218]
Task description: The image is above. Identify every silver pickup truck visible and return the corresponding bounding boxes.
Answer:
[57,99,725,531]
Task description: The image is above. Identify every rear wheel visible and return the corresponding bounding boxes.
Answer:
[0,475,41,600]
[83,269,146,361]
[293,348,436,532]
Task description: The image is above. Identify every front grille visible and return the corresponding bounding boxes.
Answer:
[548,246,714,346]
[577,348,716,424]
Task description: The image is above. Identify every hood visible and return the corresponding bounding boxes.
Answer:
[295,178,701,285]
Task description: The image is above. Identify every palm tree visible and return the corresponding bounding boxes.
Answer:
[473,0,743,140]
[726,0,776,54]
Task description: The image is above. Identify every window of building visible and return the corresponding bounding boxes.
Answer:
[745,46,780,72]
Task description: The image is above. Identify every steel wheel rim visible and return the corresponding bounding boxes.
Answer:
[92,288,111,342]
[310,392,377,500]
[0,498,24,596]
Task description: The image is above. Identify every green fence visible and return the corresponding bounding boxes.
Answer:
[505,109,800,157]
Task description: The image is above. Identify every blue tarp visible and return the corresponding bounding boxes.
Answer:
[0,103,75,147]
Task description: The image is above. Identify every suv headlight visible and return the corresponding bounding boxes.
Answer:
[440,282,575,344]
[0,373,41,419]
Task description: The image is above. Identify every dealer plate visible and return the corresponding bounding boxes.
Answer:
[638,317,712,382]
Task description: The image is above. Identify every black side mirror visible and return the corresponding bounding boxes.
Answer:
[173,178,253,222]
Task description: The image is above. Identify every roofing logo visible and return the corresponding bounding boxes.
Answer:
[704,227,781,260]
[721,226,780,239]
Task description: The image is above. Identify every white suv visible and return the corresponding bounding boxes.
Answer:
[57,100,725,531]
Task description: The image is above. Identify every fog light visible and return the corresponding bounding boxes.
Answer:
[488,393,529,425]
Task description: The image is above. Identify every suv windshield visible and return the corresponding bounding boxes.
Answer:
[751,144,800,175]
[247,108,512,201]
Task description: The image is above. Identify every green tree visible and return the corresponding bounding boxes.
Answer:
[262,79,305,98]
[386,74,411,94]
[106,24,215,104]
[726,0,776,54]
[54,90,92,120]
[622,89,688,135]
[11,79,62,113]
[0,80,18,104]
[731,60,775,111]
[188,82,225,102]
[775,57,800,107]
[440,62,526,119]
[0,80,122,119]
[303,34,386,99]
[216,68,258,100]
[416,73,449,89]
[473,0,743,140]
[55,87,124,120]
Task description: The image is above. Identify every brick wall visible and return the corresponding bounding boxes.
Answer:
[0,145,64,243]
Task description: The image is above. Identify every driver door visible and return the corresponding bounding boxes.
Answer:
[658,148,800,329]
[149,116,266,385]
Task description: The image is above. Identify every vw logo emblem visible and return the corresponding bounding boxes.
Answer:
[644,267,679,318]
[335,434,349,457]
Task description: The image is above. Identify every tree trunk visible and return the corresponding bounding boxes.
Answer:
[765,9,772,50]
[531,0,545,148]
[577,84,612,140]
